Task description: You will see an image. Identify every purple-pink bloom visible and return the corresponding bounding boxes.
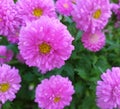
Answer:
[0,0,22,39]
[72,0,111,33]
[0,64,21,104]
[81,31,106,52]
[18,16,74,74]
[96,67,120,109]
[16,0,56,23]
[35,75,75,109]
[0,45,13,64]
[55,0,73,16]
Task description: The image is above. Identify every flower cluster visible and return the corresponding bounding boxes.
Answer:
[72,0,111,52]
[0,0,118,109]
[0,0,75,107]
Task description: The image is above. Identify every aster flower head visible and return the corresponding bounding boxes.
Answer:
[81,31,106,52]
[18,16,74,73]
[16,0,56,22]
[55,0,73,16]
[0,1,22,38]
[0,45,13,64]
[35,75,75,109]
[0,64,21,104]
[96,67,120,109]
[72,0,111,33]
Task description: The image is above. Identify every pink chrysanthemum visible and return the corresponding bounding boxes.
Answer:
[35,75,75,109]
[81,31,106,52]
[55,0,73,16]
[96,67,120,109]
[16,0,56,22]
[0,1,22,39]
[72,0,111,33]
[18,16,74,73]
[0,45,13,64]
[0,64,21,104]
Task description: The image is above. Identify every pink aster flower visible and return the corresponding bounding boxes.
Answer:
[35,75,75,109]
[55,0,73,16]
[0,45,13,64]
[96,67,120,109]
[0,64,21,104]
[18,16,74,73]
[81,31,106,52]
[72,0,111,33]
[16,0,56,23]
[0,1,22,39]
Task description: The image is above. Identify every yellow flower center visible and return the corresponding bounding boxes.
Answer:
[0,83,10,92]
[39,42,51,54]
[93,9,101,19]
[33,8,43,17]
[63,3,69,8]
[54,97,61,103]
[90,34,99,44]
